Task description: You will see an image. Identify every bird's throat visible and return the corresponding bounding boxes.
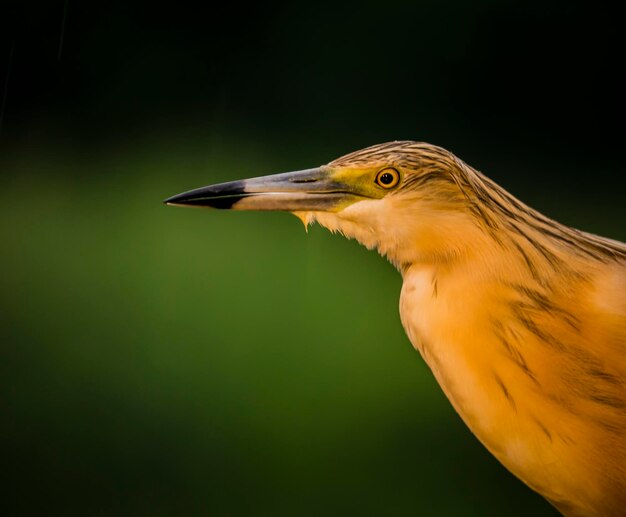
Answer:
[300,198,503,271]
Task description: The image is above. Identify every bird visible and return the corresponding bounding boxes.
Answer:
[165,141,626,517]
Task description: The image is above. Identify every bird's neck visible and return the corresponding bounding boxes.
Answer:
[395,200,625,513]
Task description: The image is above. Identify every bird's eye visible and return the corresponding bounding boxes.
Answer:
[375,168,400,189]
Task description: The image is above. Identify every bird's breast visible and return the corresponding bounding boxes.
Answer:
[399,265,580,507]
[399,266,498,429]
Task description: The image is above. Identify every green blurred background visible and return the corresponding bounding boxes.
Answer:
[1,1,624,515]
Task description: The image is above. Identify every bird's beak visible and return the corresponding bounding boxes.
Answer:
[164,167,361,212]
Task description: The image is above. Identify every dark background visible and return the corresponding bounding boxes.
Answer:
[1,1,623,515]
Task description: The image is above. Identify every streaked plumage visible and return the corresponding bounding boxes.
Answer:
[167,142,626,516]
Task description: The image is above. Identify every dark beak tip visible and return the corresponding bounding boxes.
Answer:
[163,190,207,207]
[163,195,182,206]
[163,180,248,209]
[163,195,179,206]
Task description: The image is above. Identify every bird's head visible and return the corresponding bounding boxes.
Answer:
[166,141,494,268]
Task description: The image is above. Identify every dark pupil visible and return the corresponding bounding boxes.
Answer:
[379,172,394,185]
